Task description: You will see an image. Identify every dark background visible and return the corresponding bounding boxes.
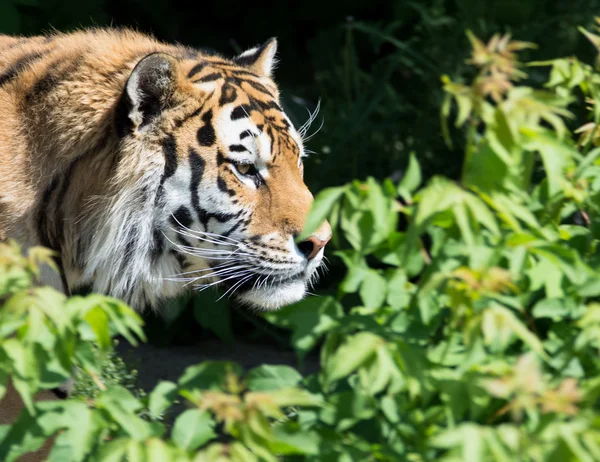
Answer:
[2,0,600,345]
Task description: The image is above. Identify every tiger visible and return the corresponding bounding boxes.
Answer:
[0,28,332,312]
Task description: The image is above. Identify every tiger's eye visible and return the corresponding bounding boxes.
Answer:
[237,164,251,175]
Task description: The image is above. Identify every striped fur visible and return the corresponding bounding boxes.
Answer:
[0,29,331,311]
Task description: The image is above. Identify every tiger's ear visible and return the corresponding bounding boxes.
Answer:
[234,38,278,78]
[122,52,180,133]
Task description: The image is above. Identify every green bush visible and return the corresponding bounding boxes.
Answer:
[3,24,600,461]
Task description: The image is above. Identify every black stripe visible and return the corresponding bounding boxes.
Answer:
[170,249,187,270]
[156,135,179,204]
[231,104,253,120]
[37,177,61,250]
[196,109,216,146]
[219,84,237,106]
[229,144,247,152]
[25,56,83,104]
[217,176,236,196]
[189,147,206,226]
[217,150,230,166]
[174,106,202,129]
[176,234,193,248]
[192,72,222,83]
[229,68,261,78]
[56,258,71,296]
[170,206,194,247]
[114,89,135,138]
[37,175,70,294]
[53,156,82,248]
[187,63,205,79]
[189,147,206,193]
[171,205,193,229]
[241,79,274,97]
[120,225,138,273]
[253,99,281,112]
[189,147,240,226]
[152,228,164,261]
[222,219,242,237]
[0,51,48,87]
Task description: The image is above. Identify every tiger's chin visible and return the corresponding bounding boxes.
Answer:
[235,279,308,311]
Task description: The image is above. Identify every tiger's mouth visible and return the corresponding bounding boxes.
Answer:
[234,271,306,290]
[219,269,312,311]
[233,276,310,311]
[166,225,324,310]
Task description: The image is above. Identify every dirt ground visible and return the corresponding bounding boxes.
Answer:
[117,340,318,389]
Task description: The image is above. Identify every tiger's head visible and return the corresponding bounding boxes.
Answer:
[110,39,331,310]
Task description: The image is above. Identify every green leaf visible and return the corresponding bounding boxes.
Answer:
[521,128,575,197]
[2,339,38,414]
[148,381,178,419]
[532,298,574,319]
[267,387,323,408]
[320,390,377,431]
[492,305,549,360]
[171,409,216,452]
[143,439,176,462]
[39,401,95,462]
[386,269,409,309]
[264,297,342,359]
[397,152,422,197]
[359,270,387,308]
[95,387,158,441]
[269,424,320,455]
[90,438,129,462]
[84,306,111,351]
[325,332,382,385]
[297,186,346,242]
[246,365,302,391]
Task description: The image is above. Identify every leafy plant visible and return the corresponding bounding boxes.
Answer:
[266,26,600,461]
[0,243,322,461]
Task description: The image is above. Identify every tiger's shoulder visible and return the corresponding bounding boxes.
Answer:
[0,29,190,235]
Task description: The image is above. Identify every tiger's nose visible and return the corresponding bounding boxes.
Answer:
[297,234,331,260]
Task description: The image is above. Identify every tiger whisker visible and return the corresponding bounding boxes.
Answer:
[166,267,252,287]
[303,115,325,142]
[217,273,254,301]
[169,214,242,247]
[165,264,251,282]
[183,268,252,288]
[173,227,238,248]
[298,99,321,139]
[195,271,253,292]
[172,242,252,258]
[167,261,237,278]
[162,233,242,262]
